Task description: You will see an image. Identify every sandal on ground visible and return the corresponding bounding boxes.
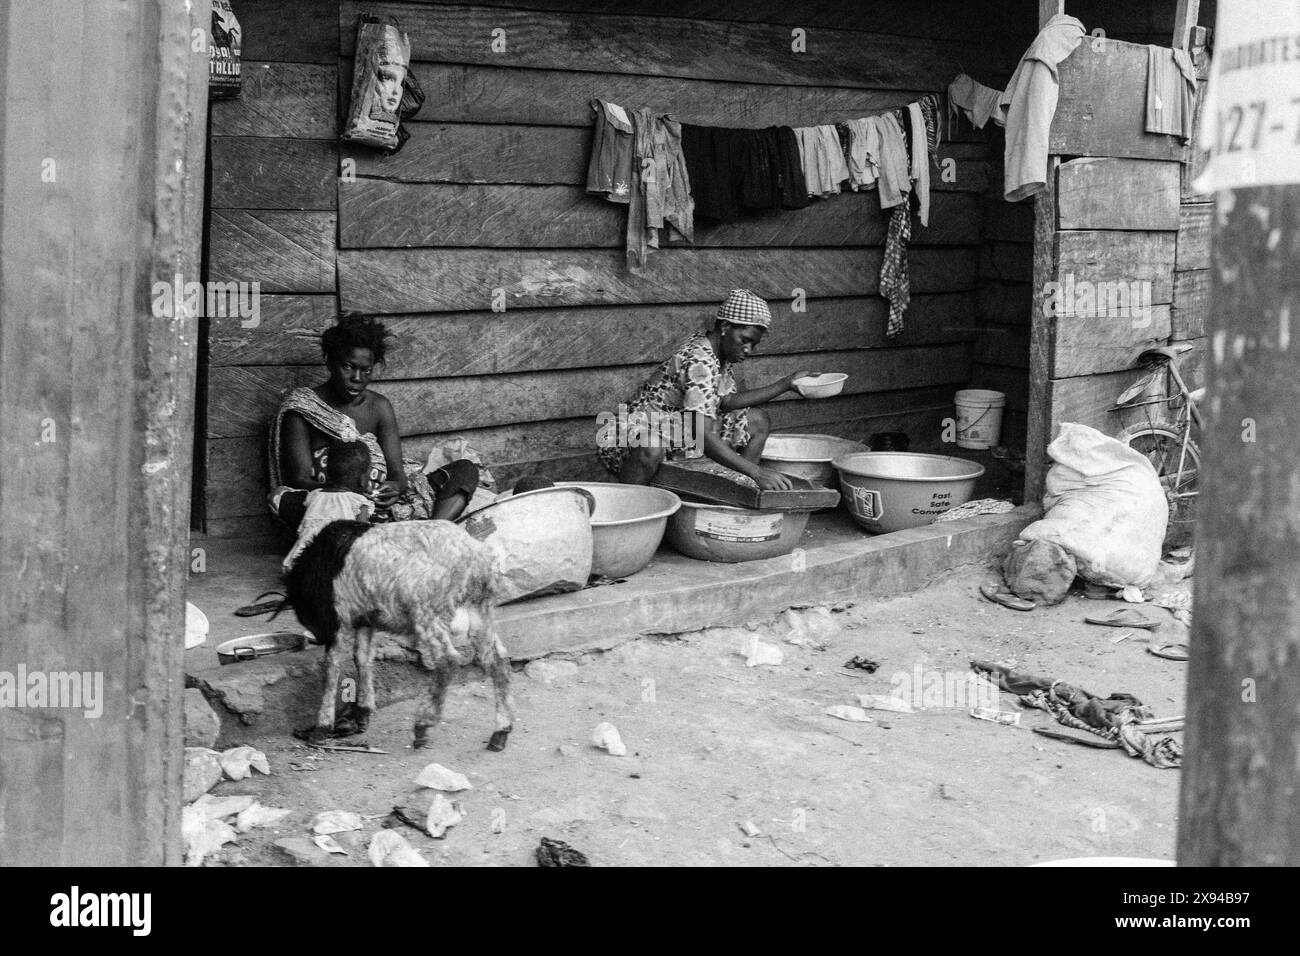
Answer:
[1084,608,1160,629]
[980,582,1035,612]
[234,590,289,617]
[1147,642,1190,661]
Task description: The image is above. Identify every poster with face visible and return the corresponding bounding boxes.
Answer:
[208,0,242,99]
[343,17,412,150]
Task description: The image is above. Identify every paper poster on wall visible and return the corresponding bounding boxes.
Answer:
[1193,0,1300,192]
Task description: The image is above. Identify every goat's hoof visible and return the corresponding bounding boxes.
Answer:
[294,725,331,745]
[412,725,433,750]
[486,730,510,752]
[332,705,371,737]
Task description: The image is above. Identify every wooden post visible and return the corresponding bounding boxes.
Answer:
[1176,181,1300,865]
[1171,0,1200,51]
[1039,0,1065,26]
[0,0,206,865]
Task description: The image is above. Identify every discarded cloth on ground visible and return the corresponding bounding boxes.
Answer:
[971,660,1181,769]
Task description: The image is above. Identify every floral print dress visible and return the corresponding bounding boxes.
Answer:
[597,331,752,475]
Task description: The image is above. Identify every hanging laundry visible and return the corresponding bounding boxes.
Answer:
[792,125,850,198]
[626,106,655,269]
[880,203,911,338]
[947,73,1005,130]
[774,126,811,210]
[844,118,879,190]
[679,124,805,222]
[999,13,1086,201]
[587,99,635,203]
[1145,45,1197,143]
[907,102,931,228]
[864,113,911,209]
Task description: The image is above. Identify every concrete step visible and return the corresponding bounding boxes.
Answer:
[187,504,1037,746]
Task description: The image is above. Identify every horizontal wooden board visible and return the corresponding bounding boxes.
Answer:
[208,211,337,293]
[1051,304,1173,377]
[338,247,979,314]
[344,122,990,189]
[1057,158,1181,230]
[972,325,1030,369]
[1051,41,1187,162]
[207,295,337,366]
[1054,231,1177,306]
[982,201,1034,242]
[206,343,972,439]
[1172,268,1209,339]
[238,0,340,64]
[340,2,1002,90]
[204,384,959,518]
[208,292,979,371]
[1176,202,1212,271]
[377,0,1025,43]
[209,137,337,210]
[980,242,1033,283]
[339,181,983,248]
[344,124,591,185]
[977,281,1032,325]
[399,63,938,129]
[209,61,337,138]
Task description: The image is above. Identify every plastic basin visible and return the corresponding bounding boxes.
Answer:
[555,482,681,578]
[457,486,595,603]
[760,433,870,486]
[832,452,985,534]
[793,373,847,398]
[665,500,810,563]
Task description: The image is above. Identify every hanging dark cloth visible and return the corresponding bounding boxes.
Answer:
[681,124,807,221]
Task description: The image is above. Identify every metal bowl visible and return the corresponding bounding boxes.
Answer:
[457,486,596,603]
[217,631,310,665]
[666,500,811,563]
[833,452,985,534]
[555,482,681,579]
[760,433,870,486]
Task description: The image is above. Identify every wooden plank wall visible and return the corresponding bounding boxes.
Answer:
[1024,12,1214,499]
[199,0,1043,535]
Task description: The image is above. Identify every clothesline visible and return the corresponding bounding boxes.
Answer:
[587,84,967,337]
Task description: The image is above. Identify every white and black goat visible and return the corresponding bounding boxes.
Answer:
[284,518,516,751]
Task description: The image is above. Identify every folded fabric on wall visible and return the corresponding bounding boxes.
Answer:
[1145,45,1197,142]
[1000,13,1085,201]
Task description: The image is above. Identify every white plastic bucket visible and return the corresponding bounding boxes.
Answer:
[954,389,1005,450]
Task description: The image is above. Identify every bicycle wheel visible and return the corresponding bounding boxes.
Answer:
[1116,422,1200,547]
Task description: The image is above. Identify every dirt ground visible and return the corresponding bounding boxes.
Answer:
[200,568,1188,867]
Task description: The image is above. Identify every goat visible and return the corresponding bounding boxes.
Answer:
[284,518,515,752]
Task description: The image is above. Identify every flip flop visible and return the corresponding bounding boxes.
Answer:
[235,590,289,618]
[1147,643,1190,661]
[1084,608,1160,630]
[980,582,1035,612]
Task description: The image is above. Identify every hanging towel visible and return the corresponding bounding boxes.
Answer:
[999,13,1086,201]
[1145,45,1198,142]
[948,73,1006,129]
